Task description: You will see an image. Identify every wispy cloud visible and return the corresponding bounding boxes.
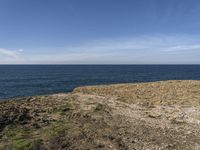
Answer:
[1,35,200,64]
[0,48,19,58]
[58,35,200,63]
[0,48,25,64]
[163,45,200,52]
[63,35,200,55]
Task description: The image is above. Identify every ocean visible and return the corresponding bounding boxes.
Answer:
[0,65,200,100]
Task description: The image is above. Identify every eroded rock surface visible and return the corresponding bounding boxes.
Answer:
[0,80,200,150]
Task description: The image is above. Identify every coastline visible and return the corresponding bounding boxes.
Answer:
[0,80,200,149]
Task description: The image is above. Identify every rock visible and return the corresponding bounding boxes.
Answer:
[148,112,161,118]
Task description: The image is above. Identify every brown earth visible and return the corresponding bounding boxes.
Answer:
[0,80,200,150]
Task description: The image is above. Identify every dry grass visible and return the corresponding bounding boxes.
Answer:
[74,80,200,106]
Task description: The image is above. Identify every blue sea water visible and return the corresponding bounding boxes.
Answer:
[0,65,200,100]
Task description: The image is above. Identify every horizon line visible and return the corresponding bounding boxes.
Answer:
[0,64,200,65]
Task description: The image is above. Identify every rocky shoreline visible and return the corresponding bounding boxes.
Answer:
[0,80,200,150]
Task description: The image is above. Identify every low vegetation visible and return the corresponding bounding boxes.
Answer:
[0,80,200,149]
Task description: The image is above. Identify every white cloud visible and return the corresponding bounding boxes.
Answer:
[0,48,19,58]
[1,35,200,64]
[163,45,200,52]
[18,49,24,52]
[0,48,25,64]
[57,35,200,63]
[62,35,200,56]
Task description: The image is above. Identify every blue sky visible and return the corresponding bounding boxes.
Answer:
[0,0,200,64]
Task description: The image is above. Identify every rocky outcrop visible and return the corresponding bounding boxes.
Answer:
[0,80,200,150]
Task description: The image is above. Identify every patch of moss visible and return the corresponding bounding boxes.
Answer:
[42,122,66,138]
[1,125,34,149]
[4,126,31,140]
[13,139,31,150]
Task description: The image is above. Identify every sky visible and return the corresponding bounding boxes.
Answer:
[0,0,200,64]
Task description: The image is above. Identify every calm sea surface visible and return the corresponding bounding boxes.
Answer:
[0,65,200,100]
